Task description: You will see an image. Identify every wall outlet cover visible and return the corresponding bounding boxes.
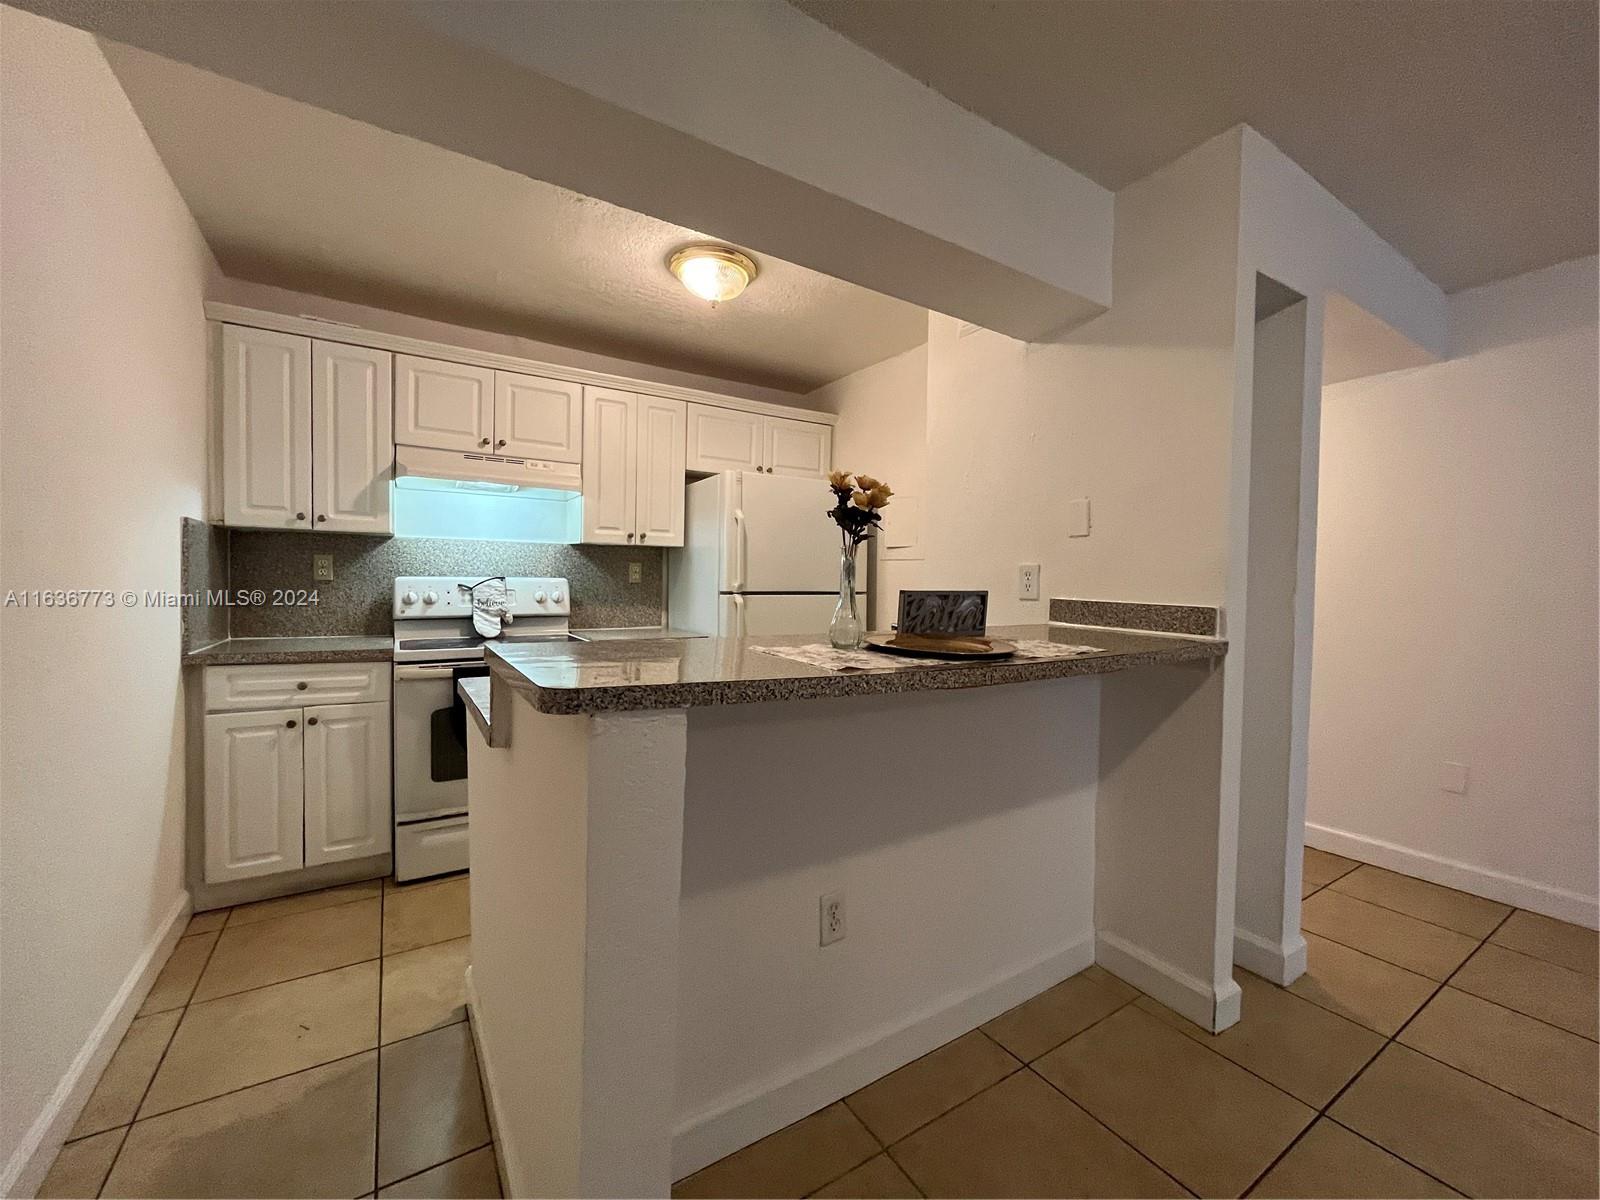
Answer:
[1018,563,1041,601]
[628,561,643,584]
[312,554,334,582]
[1440,761,1469,795]
[819,890,845,946]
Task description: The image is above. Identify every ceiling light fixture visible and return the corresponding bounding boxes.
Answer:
[669,244,758,304]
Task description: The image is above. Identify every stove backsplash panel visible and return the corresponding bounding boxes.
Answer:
[225,529,665,636]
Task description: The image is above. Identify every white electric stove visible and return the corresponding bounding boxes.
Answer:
[391,576,575,881]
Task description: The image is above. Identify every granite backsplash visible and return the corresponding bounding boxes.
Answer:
[184,523,665,639]
[180,518,229,652]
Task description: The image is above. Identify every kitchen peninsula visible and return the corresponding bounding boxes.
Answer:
[464,623,1233,1198]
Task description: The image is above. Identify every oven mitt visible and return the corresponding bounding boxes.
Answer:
[468,577,509,639]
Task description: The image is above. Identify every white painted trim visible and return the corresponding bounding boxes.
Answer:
[1305,823,1600,930]
[463,969,517,1200]
[1096,930,1242,1032]
[1,890,191,1199]
[1233,927,1308,986]
[671,932,1095,1181]
[202,303,838,426]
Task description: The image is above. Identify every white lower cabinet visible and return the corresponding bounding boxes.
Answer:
[203,667,392,884]
[204,708,306,883]
[303,701,391,867]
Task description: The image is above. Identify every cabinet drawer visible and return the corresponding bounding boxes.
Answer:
[205,662,390,712]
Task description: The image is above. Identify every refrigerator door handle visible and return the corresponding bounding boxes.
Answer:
[732,508,747,591]
[732,593,746,638]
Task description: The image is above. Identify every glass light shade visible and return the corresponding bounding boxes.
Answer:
[669,245,756,303]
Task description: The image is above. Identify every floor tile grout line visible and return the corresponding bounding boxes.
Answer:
[1319,1114,1467,1197]
[1293,924,1466,983]
[96,904,230,1198]
[221,887,380,930]
[1319,880,1510,939]
[1461,933,1600,981]
[373,1140,495,1195]
[373,879,386,1198]
[190,952,384,1007]
[1438,971,1600,1045]
[1238,907,1517,1198]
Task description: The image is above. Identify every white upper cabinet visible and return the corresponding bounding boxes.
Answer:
[204,708,306,883]
[765,416,832,478]
[686,405,762,473]
[312,343,393,534]
[222,326,313,529]
[685,402,831,478]
[581,389,687,545]
[302,701,391,867]
[395,354,494,452]
[581,388,638,544]
[635,396,687,546]
[494,371,582,462]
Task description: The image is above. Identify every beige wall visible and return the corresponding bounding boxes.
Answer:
[1308,256,1599,926]
[0,7,218,1185]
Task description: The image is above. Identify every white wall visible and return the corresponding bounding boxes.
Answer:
[0,7,218,1187]
[1308,257,1600,927]
[808,343,928,627]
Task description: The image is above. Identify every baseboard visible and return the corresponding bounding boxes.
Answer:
[1,889,191,1199]
[1096,930,1241,1032]
[463,969,517,1200]
[671,932,1096,1181]
[1233,927,1308,985]
[1306,823,1599,930]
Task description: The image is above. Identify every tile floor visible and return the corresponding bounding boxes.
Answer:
[38,875,494,1200]
[39,852,1600,1199]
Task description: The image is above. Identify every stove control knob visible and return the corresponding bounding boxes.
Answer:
[551,590,564,605]
[401,590,418,606]
[422,590,438,605]
[534,590,547,604]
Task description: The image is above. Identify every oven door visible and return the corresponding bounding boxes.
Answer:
[393,662,488,823]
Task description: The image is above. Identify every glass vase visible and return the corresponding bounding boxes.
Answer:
[829,544,864,650]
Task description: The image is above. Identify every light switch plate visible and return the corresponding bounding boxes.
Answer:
[313,554,334,582]
[1067,498,1091,538]
[1440,761,1469,795]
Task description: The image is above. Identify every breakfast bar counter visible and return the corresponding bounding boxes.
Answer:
[465,623,1238,1197]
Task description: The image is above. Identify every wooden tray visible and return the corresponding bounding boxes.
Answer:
[863,636,1018,661]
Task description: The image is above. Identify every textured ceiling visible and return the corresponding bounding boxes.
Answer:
[103,41,928,394]
[793,0,1597,292]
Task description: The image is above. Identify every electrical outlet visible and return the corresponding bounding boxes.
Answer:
[1018,563,1041,601]
[313,554,334,582]
[1440,761,1469,795]
[819,890,845,946]
[628,561,643,584]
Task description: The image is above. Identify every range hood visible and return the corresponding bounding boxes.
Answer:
[394,444,581,495]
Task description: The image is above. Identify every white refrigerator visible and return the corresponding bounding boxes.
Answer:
[667,471,866,637]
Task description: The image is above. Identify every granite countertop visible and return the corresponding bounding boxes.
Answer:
[458,677,493,742]
[183,636,395,666]
[485,623,1226,716]
[572,627,707,642]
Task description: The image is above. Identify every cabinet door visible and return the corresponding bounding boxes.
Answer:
[686,404,762,473]
[312,342,393,534]
[394,354,494,452]
[635,395,687,546]
[303,701,392,867]
[581,388,637,544]
[494,371,582,462]
[204,708,305,883]
[221,326,312,529]
[764,417,832,478]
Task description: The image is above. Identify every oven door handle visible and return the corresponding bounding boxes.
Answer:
[394,663,488,681]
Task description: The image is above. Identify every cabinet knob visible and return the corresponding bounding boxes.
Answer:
[306,716,318,726]
[626,532,634,542]
[640,532,648,542]
[295,512,306,520]
[496,439,506,448]
[286,719,297,729]
[296,681,308,690]
[316,514,327,523]
[479,438,490,447]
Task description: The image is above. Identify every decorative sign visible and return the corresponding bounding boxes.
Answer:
[895,590,989,636]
